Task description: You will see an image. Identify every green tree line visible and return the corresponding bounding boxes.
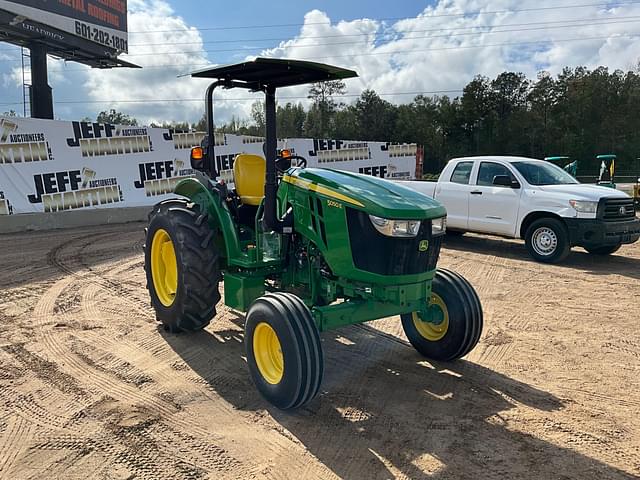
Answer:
[86,65,640,177]
[225,66,640,177]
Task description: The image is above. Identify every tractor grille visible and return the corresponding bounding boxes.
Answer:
[600,198,636,221]
[346,208,441,276]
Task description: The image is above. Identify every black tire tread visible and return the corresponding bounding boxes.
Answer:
[401,268,483,361]
[279,292,323,405]
[145,198,221,332]
[245,292,323,410]
[439,269,483,357]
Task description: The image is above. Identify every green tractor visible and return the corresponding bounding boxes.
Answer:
[144,58,483,410]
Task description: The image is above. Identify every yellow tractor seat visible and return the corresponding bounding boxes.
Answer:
[233,154,266,206]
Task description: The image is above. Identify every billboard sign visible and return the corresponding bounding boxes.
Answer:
[0,0,128,53]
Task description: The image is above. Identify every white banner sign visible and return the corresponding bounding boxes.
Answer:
[0,116,418,216]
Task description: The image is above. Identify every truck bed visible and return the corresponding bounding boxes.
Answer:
[396,180,437,198]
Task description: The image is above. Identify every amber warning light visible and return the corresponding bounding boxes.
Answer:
[191,147,204,160]
[190,146,205,170]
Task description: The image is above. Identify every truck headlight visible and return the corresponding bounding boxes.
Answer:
[569,200,598,214]
[431,217,447,235]
[369,215,421,237]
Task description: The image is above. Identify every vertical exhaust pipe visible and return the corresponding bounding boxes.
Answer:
[263,85,281,232]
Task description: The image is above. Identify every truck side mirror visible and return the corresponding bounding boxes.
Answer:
[190,147,205,171]
[493,175,520,188]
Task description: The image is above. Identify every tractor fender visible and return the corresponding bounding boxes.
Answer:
[174,177,243,261]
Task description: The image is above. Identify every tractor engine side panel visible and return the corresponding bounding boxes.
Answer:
[278,182,438,285]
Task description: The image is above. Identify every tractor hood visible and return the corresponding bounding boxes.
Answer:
[283,168,446,220]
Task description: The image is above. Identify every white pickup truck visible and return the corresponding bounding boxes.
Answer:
[401,156,640,263]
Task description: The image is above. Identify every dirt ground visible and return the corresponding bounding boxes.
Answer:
[0,223,638,480]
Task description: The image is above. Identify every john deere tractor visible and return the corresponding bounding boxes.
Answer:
[144,58,483,410]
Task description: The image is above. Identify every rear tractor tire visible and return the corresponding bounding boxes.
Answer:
[245,293,323,410]
[144,199,221,332]
[401,268,483,361]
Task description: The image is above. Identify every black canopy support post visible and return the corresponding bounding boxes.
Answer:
[263,85,280,232]
[29,44,53,120]
[205,81,221,178]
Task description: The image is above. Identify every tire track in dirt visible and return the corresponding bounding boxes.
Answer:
[31,277,257,478]
[79,286,231,407]
[25,236,324,478]
[35,278,183,425]
[447,249,636,288]
[440,250,521,370]
[1,343,90,400]
[73,276,330,477]
[13,393,77,431]
[0,416,32,478]
[79,284,230,403]
[522,416,640,474]
[47,233,150,316]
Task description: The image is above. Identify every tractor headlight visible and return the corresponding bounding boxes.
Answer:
[369,215,421,237]
[431,217,447,236]
[569,200,598,214]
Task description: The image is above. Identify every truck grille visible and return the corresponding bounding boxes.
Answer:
[346,208,441,276]
[600,198,636,221]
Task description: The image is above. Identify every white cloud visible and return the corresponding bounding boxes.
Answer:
[3,0,639,123]
[80,0,211,125]
[261,1,640,108]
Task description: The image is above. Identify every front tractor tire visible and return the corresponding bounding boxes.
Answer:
[245,293,323,410]
[144,199,221,332]
[401,269,483,361]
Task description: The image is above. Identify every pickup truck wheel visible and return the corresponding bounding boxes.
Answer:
[524,218,570,263]
[585,244,621,255]
[401,269,483,361]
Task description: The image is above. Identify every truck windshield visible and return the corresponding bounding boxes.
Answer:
[512,161,579,185]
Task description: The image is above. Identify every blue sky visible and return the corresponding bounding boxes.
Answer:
[1,0,638,124]
[175,0,430,41]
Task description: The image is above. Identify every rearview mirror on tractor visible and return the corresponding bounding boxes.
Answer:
[493,175,520,188]
[190,147,205,171]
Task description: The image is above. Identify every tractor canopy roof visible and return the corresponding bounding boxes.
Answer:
[544,156,570,162]
[597,154,617,160]
[189,57,358,89]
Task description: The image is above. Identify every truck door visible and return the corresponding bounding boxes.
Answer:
[467,161,521,236]
[435,160,475,230]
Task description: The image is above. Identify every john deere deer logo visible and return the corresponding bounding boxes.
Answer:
[419,240,429,252]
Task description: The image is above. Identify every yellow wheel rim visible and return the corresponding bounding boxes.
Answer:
[412,293,449,341]
[253,322,284,385]
[150,229,178,307]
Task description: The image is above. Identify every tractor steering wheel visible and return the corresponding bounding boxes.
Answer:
[275,154,307,173]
